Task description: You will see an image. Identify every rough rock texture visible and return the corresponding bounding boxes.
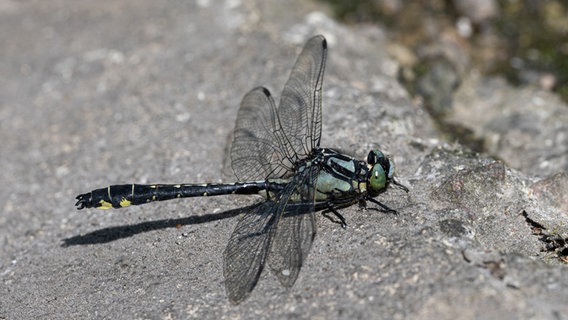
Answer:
[451,74,568,178]
[1,0,566,319]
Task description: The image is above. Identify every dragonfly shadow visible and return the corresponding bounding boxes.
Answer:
[61,203,260,247]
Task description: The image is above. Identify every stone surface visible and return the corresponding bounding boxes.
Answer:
[451,74,568,178]
[0,0,566,319]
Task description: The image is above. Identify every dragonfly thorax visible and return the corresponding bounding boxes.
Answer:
[310,148,368,202]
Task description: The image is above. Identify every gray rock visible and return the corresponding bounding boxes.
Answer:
[451,74,568,177]
[0,0,565,319]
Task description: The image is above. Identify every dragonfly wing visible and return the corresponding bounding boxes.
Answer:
[223,163,319,303]
[231,35,328,181]
[268,164,319,287]
[223,200,278,304]
[267,204,316,288]
[278,35,327,159]
[231,87,294,181]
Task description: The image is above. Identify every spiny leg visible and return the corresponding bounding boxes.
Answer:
[321,203,347,229]
[367,197,398,214]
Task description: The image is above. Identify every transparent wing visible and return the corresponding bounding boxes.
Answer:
[268,164,318,287]
[267,200,316,288]
[277,35,327,161]
[230,35,327,181]
[223,164,319,304]
[223,199,278,304]
[231,87,293,181]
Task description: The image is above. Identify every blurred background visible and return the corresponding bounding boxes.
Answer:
[324,0,568,152]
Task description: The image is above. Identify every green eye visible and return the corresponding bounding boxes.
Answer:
[369,164,387,192]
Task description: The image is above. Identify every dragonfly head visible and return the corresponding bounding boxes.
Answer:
[367,149,411,198]
[366,150,409,196]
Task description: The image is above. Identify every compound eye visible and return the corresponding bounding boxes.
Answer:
[387,159,395,179]
[369,164,387,192]
[367,150,385,165]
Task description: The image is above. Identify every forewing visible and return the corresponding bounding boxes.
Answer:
[277,35,327,160]
[231,87,294,181]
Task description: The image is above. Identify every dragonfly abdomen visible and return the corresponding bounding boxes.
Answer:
[75,181,275,210]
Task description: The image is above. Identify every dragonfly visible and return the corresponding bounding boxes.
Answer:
[75,35,409,304]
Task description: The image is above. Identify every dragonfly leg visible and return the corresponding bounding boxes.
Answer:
[367,198,398,215]
[322,204,347,229]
